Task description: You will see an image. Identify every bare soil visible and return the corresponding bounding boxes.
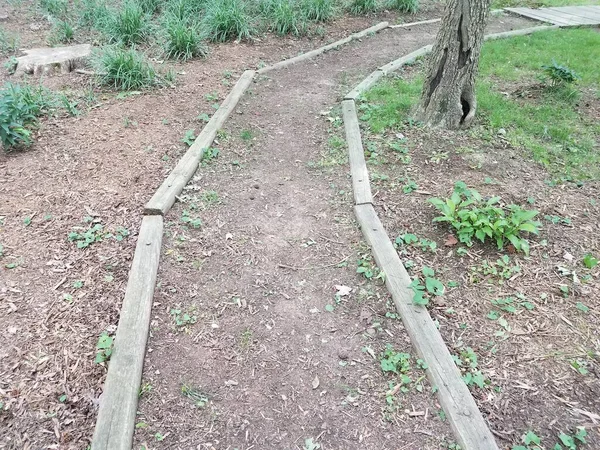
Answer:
[0,1,541,448]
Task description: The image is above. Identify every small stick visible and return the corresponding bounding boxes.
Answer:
[278,255,349,271]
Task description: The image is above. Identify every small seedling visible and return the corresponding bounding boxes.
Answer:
[181,384,208,408]
[409,266,444,306]
[182,129,196,146]
[542,60,580,86]
[68,223,104,248]
[95,332,113,363]
[582,253,598,269]
[170,307,197,328]
[180,210,202,228]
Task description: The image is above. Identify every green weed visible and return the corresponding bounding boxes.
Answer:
[264,0,303,35]
[94,47,158,90]
[0,29,19,56]
[0,83,55,148]
[163,15,207,61]
[94,332,113,363]
[39,0,68,17]
[202,0,252,42]
[349,0,377,15]
[409,266,444,306]
[388,0,419,13]
[49,19,75,44]
[134,0,162,15]
[301,0,335,21]
[105,1,151,46]
[429,181,541,255]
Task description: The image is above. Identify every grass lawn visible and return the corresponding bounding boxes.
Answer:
[364,28,600,182]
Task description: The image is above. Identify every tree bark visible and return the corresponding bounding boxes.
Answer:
[414,0,491,129]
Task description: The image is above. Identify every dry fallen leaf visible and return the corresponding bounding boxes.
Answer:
[444,234,458,247]
[312,375,320,390]
[334,285,352,296]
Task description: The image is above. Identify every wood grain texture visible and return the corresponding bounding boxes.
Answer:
[344,69,385,100]
[341,100,372,205]
[257,22,388,74]
[91,216,164,450]
[353,204,499,450]
[144,70,255,215]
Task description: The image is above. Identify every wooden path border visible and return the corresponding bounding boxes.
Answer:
[340,24,579,450]
[92,216,163,450]
[91,18,583,450]
[257,22,389,74]
[145,70,255,215]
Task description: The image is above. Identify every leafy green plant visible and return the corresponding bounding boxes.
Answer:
[454,347,487,389]
[470,255,520,283]
[95,332,113,363]
[429,182,541,255]
[68,223,104,248]
[182,129,196,146]
[388,0,418,13]
[180,210,202,228]
[202,147,220,163]
[356,253,384,281]
[94,47,158,90]
[163,15,207,61]
[349,0,377,15]
[380,344,411,376]
[170,307,197,328]
[394,233,437,253]
[0,83,55,149]
[582,253,598,269]
[300,0,334,22]
[542,60,580,86]
[409,266,444,306]
[202,0,252,42]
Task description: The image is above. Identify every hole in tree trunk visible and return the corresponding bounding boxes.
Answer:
[460,96,471,124]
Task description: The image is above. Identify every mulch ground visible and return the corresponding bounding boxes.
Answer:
[361,64,600,447]
[0,1,544,448]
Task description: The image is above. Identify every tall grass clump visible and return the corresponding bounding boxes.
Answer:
[78,0,112,30]
[0,83,56,148]
[202,0,252,42]
[134,0,162,15]
[301,0,335,22]
[94,47,157,90]
[105,1,151,46]
[167,0,206,19]
[39,0,68,17]
[0,29,19,56]
[349,0,377,14]
[48,19,75,44]
[163,16,208,60]
[264,0,302,36]
[388,0,418,13]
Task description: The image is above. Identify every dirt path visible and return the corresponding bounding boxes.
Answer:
[134,14,536,450]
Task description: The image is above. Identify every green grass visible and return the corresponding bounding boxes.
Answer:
[94,47,158,90]
[48,19,75,44]
[300,0,336,22]
[363,29,600,182]
[202,0,252,42]
[348,0,377,14]
[163,15,207,60]
[265,0,303,35]
[104,1,151,46]
[387,0,419,13]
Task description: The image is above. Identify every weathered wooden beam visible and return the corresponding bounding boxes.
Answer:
[354,204,499,450]
[341,100,372,205]
[257,22,389,74]
[344,69,385,100]
[144,70,255,215]
[91,216,163,450]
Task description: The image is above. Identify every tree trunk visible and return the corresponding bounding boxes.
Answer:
[414,0,491,129]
